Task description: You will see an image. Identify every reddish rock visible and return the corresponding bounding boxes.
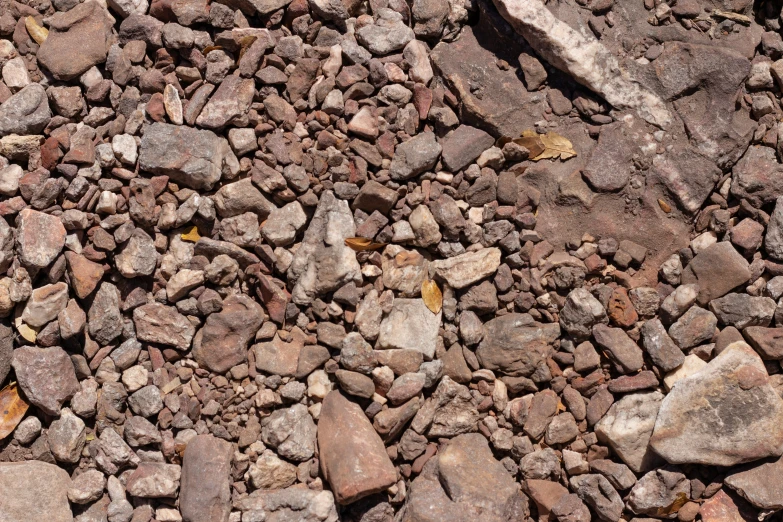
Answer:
[180,435,233,522]
[192,295,263,374]
[608,287,638,327]
[65,252,104,299]
[16,209,66,269]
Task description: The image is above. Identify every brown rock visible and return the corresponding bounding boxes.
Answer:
[180,435,233,522]
[64,252,104,299]
[192,295,263,373]
[608,287,638,327]
[16,209,66,269]
[11,346,80,416]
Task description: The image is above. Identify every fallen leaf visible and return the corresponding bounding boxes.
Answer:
[516,130,546,158]
[533,132,577,161]
[658,199,671,213]
[345,237,386,251]
[202,45,223,56]
[181,226,201,242]
[557,400,566,413]
[655,492,689,517]
[421,279,443,314]
[25,17,48,44]
[15,320,37,343]
[237,35,257,60]
[0,383,29,440]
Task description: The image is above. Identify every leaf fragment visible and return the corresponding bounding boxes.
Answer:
[654,492,689,517]
[202,45,223,56]
[658,199,671,213]
[181,226,201,242]
[533,132,577,161]
[0,383,29,440]
[25,17,48,44]
[394,250,423,268]
[421,279,443,314]
[345,237,386,251]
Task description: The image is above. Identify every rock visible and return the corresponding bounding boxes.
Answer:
[559,287,609,341]
[0,461,73,522]
[591,324,645,374]
[128,384,163,417]
[64,252,104,299]
[681,242,751,305]
[68,469,106,505]
[650,341,783,466]
[582,122,635,192]
[261,202,307,247]
[668,306,717,350]
[709,293,776,329]
[318,391,397,504]
[569,474,624,522]
[166,269,204,301]
[139,122,238,191]
[246,450,297,489]
[236,488,338,521]
[196,75,255,129]
[476,314,560,376]
[261,403,317,462]
[589,459,636,491]
[254,329,305,377]
[192,295,263,373]
[88,282,123,345]
[526,479,568,521]
[378,298,441,360]
[0,323,11,385]
[381,247,428,297]
[409,204,442,247]
[439,125,495,173]
[180,435,233,522]
[405,433,528,522]
[12,346,80,416]
[335,370,375,398]
[0,84,51,136]
[744,327,783,359]
[389,131,441,181]
[628,470,690,517]
[640,318,685,372]
[356,9,414,55]
[730,146,783,207]
[417,376,479,437]
[663,353,707,391]
[126,462,181,498]
[133,302,194,351]
[115,229,157,278]
[595,391,663,473]
[21,282,69,328]
[429,248,501,289]
[767,198,783,261]
[287,191,362,305]
[16,209,66,269]
[37,1,114,81]
[214,178,275,218]
[49,408,86,464]
[491,0,670,128]
[551,494,591,522]
[725,456,783,510]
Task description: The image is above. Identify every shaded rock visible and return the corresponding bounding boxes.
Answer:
[12,346,80,415]
[681,242,751,305]
[115,229,157,278]
[16,209,66,269]
[569,474,624,522]
[744,327,783,360]
[627,470,690,517]
[21,282,68,328]
[725,456,783,510]
[192,295,263,373]
[668,306,717,350]
[640,318,685,373]
[650,341,783,466]
[236,488,338,521]
[709,293,776,329]
[591,324,644,374]
[389,131,441,181]
[0,84,51,136]
[196,75,255,129]
[318,391,397,504]
[440,125,495,173]
[180,435,233,522]
[261,403,317,462]
[559,287,609,341]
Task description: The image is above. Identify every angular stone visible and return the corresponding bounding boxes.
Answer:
[192,295,263,373]
[261,201,307,247]
[319,391,397,504]
[254,329,305,377]
[377,298,441,360]
[180,435,233,522]
[287,191,361,305]
[439,125,495,173]
[12,346,79,416]
[429,248,501,289]
[236,488,338,521]
[476,314,560,377]
[559,287,609,341]
[681,242,751,305]
[389,131,441,181]
[355,9,414,55]
[88,282,123,345]
[196,75,255,129]
[261,403,317,462]
[710,293,776,329]
[628,470,690,517]
[725,456,783,510]
[595,391,663,473]
[21,282,69,328]
[246,450,297,489]
[591,324,644,374]
[133,303,195,350]
[16,209,66,269]
[668,306,717,350]
[115,229,157,278]
[0,84,51,137]
[49,408,86,464]
[0,461,73,522]
[640,318,685,373]
[64,252,104,299]
[381,247,428,297]
[139,122,238,191]
[582,122,635,192]
[744,327,783,360]
[731,146,783,207]
[126,462,181,498]
[650,341,783,466]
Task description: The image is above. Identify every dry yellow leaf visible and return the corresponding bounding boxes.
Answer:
[202,45,224,56]
[25,17,48,44]
[533,132,577,161]
[345,237,386,251]
[0,383,29,440]
[395,250,423,268]
[654,492,689,517]
[421,279,442,314]
[16,323,36,343]
[658,199,671,213]
[181,226,201,242]
[557,400,566,413]
[516,131,546,159]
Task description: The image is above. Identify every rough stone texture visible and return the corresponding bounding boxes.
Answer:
[476,314,560,376]
[192,295,263,373]
[651,342,783,466]
[681,242,752,305]
[180,435,233,522]
[0,461,73,522]
[12,346,80,416]
[16,209,66,269]
[377,298,441,360]
[725,456,783,510]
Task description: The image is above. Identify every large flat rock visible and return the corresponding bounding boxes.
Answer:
[0,461,73,522]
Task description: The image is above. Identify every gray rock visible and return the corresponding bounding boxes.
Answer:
[49,408,86,464]
[126,462,181,498]
[650,341,783,466]
[668,306,717,350]
[12,346,80,416]
[627,470,690,517]
[559,288,609,341]
[356,9,415,55]
[767,196,783,261]
[476,314,560,377]
[16,209,66,270]
[429,248,501,289]
[0,323,12,388]
[139,122,238,191]
[640,318,685,372]
[115,229,157,278]
[128,385,163,417]
[261,201,307,247]
[88,282,123,345]
[681,242,751,305]
[569,474,624,522]
[236,488,338,522]
[133,303,195,350]
[68,469,106,505]
[415,376,479,437]
[591,324,644,374]
[246,450,297,490]
[0,84,51,136]
[589,459,637,491]
[261,404,317,462]
[378,298,441,360]
[0,461,73,522]
[725,456,783,510]
[440,125,495,173]
[389,131,441,180]
[595,392,663,473]
[21,283,69,328]
[709,293,776,329]
[287,191,362,305]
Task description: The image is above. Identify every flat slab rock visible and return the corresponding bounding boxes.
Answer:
[318,391,397,504]
[180,435,233,522]
[377,298,441,360]
[725,456,783,510]
[650,341,783,466]
[0,461,73,522]
[476,314,560,377]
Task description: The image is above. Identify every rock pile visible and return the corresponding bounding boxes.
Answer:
[2,0,783,520]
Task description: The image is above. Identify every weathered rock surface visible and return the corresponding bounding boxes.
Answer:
[0,461,73,522]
